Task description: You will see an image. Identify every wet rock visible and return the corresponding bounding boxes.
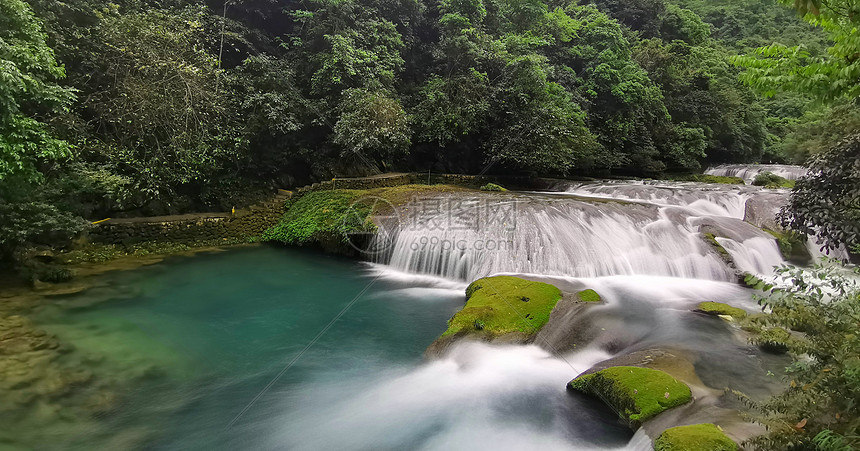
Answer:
[743,192,788,231]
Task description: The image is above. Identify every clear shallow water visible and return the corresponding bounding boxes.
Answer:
[28,247,633,450]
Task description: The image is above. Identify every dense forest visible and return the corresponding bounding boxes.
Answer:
[1,0,858,257]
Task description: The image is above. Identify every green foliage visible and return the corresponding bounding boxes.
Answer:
[568,366,692,426]
[731,0,860,102]
[779,134,860,255]
[261,190,374,246]
[442,276,562,337]
[655,424,738,451]
[71,5,244,205]
[752,171,795,188]
[739,263,860,450]
[309,15,404,94]
[777,102,860,164]
[333,89,411,161]
[0,0,73,182]
[0,198,87,254]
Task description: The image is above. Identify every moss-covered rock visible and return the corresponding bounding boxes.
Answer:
[567,366,692,427]
[479,183,507,192]
[695,302,746,319]
[577,289,602,303]
[441,276,563,339]
[655,424,738,451]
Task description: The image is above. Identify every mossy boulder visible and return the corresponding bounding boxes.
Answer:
[479,183,507,192]
[442,276,562,339]
[577,289,602,303]
[567,366,692,428]
[695,302,746,319]
[655,424,738,451]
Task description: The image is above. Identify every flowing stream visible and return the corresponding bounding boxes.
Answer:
[10,180,801,450]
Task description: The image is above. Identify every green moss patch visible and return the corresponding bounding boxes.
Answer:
[696,302,746,319]
[655,424,738,451]
[568,366,692,427]
[578,289,602,303]
[442,276,562,338]
[261,190,375,245]
[262,184,469,247]
[480,183,508,192]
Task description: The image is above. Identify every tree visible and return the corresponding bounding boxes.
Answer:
[778,134,860,256]
[731,0,860,101]
[0,0,73,182]
[333,88,411,163]
[0,0,85,259]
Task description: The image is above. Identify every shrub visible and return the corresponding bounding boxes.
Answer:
[738,263,860,450]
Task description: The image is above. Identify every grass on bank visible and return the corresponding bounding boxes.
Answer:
[442,276,563,338]
[262,184,468,246]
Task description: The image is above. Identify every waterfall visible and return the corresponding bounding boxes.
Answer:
[562,181,752,218]
[705,164,808,184]
[373,185,785,281]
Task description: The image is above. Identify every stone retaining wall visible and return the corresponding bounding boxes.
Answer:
[90,200,286,246]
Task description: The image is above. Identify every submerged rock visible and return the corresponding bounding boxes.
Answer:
[567,366,692,428]
[655,423,738,451]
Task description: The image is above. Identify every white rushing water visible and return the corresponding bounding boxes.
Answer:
[269,272,762,451]
[705,164,808,184]
[374,181,787,281]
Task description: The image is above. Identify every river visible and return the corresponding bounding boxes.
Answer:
[7,176,808,450]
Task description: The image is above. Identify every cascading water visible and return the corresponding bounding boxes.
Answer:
[375,181,786,281]
[705,163,808,183]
